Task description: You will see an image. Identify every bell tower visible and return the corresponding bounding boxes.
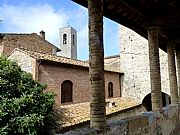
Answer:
[59,26,77,59]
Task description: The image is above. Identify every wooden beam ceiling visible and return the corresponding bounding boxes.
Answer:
[72,0,180,49]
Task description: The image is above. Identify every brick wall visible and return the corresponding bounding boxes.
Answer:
[105,72,121,98]
[38,61,121,106]
[1,33,57,56]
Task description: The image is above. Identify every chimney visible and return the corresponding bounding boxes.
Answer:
[40,30,45,40]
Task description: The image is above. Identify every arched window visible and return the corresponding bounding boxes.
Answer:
[61,80,73,103]
[108,82,113,98]
[63,33,67,44]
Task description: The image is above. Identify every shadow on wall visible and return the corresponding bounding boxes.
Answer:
[142,92,171,111]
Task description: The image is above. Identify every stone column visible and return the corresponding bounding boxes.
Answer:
[148,26,162,111]
[175,48,180,121]
[176,49,180,87]
[167,43,178,104]
[88,0,106,131]
[176,48,180,103]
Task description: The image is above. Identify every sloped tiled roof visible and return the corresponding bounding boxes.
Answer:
[0,33,61,51]
[104,55,120,72]
[54,97,140,130]
[14,48,122,73]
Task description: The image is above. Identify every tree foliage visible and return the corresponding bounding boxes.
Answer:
[0,56,55,135]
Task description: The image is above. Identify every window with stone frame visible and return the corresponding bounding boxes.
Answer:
[61,80,73,103]
[108,82,113,98]
[63,33,67,44]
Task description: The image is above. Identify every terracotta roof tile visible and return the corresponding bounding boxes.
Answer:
[104,55,120,72]
[1,33,60,51]
[14,48,122,73]
[55,97,140,130]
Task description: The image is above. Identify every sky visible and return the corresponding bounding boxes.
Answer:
[0,0,120,60]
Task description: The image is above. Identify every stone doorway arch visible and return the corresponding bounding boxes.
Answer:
[142,92,170,111]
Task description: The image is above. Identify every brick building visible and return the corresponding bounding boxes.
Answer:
[1,25,171,109]
[3,26,169,130]
[0,31,60,56]
[0,27,127,130]
[9,48,122,106]
[0,26,122,106]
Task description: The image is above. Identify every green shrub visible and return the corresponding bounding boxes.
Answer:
[0,56,55,135]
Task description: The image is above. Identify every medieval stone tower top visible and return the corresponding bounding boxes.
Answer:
[58,26,77,59]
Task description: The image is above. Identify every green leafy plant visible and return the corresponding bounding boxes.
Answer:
[0,56,55,135]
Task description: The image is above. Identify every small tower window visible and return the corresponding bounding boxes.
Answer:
[63,33,67,44]
[108,82,113,98]
[72,34,75,45]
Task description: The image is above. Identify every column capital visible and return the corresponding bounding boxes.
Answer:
[167,42,176,49]
[167,41,176,45]
[147,25,159,31]
[147,26,168,40]
[176,46,180,52]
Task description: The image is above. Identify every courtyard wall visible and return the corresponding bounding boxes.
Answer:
[59,104,179,135]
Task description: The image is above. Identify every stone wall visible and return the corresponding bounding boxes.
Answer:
[8,49,40,80]
[8,50,33,74]
[120,25,170,103]
[38,61,121,106]
[59,104,179,135]
[57,104,145,133]
[1,33,58,56]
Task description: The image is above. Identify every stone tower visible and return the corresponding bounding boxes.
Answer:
[58,26,77,59]
[119,25,169,103]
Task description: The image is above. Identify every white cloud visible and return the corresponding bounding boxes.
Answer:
[0,3,90,60]
[78,24,88,60]
[0,4,69,46]
[0,3,119,60]
[66,7,89,60]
